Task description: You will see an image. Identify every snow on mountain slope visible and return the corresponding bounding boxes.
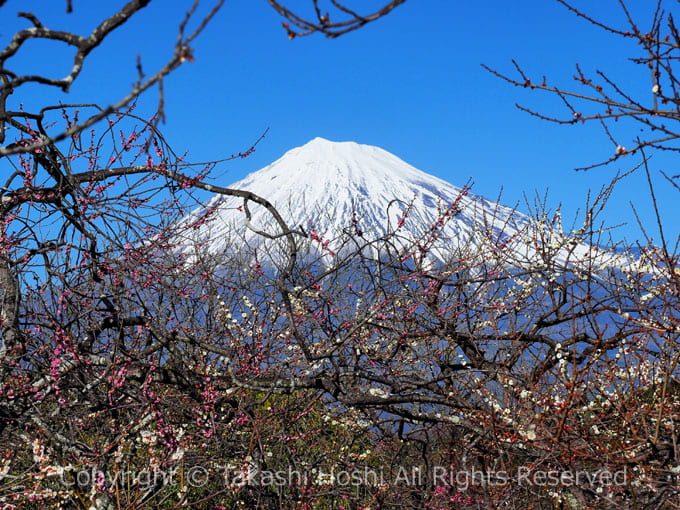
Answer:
[178,137,617,270]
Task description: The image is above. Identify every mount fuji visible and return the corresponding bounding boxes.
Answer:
[179,137,616,270]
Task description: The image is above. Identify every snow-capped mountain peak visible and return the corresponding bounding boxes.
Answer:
[179,138,615,270]
[229,136,468,212]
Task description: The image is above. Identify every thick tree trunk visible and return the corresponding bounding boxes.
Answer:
[0,254,18,357]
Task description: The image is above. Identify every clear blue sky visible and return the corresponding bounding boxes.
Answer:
[4,1,678,245]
